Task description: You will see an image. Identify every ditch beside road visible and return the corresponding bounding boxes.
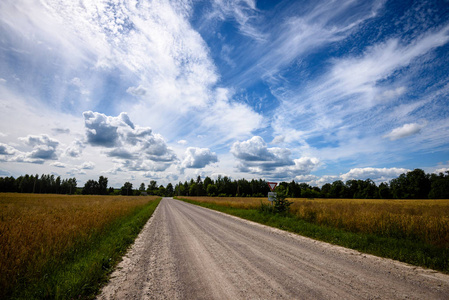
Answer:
[98,197,449,299]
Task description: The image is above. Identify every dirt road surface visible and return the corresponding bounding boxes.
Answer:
[98,198,449,299]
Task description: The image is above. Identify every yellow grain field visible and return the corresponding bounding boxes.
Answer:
[180,196,449,248]
[0,193,159,296]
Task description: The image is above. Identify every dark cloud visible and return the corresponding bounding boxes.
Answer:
[106,148,135,159]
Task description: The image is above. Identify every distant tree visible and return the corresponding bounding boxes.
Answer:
[82,179,99,195]
[329,180,345,198]
[166,183,174,197]
[147,180,157,195]
[157,185,166,196]
[406,169,431,199]
[390,169,431,199]
[121,182,133,196]
[429,172,449,199]
[207,184,218,196]
[98,176,108,195]
[139,182,146,192]
[203,176,213,191]
[288,180,301,198]
[378,182,392,199]
[189,183,197,196]
[321,183,332,198]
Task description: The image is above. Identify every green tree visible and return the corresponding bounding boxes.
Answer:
[121,182,133,196]
[98,176,108,195]
[166,183,174,197]
[82,179,99,195]
[429,172,449,199]
[378,182,392,199]
[207,184,218,196]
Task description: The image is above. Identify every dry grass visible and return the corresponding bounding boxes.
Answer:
[0,193,159,297]
[180,196,449,248]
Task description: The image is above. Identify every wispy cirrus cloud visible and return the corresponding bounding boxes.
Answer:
[272,23,449,165]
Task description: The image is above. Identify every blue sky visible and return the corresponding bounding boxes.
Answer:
[1,0,449,188]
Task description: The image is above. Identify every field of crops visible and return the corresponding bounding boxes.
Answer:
[0,193,160,299]
[180,196,449,248]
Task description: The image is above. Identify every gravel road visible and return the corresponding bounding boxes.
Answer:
[98,197,449,299]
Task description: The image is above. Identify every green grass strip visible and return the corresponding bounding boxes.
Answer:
[176,197,449,274]
[13,197,162,300]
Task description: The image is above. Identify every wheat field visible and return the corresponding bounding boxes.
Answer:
[179,196,449,248]
[0,193,159,297]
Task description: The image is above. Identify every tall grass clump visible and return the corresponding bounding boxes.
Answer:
[0,193,161,299]
[288,198,449,248]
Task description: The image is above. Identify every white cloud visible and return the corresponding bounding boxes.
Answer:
[208,0,266,41]
[181,147,218,169]
[271,135,285,144]
[340,167,409,183]
[434,168,449,174]
[0,143,16,156]
[80,161,95,170]
[126,85,147,96]
[64,139,85,158]
[18,134,60,160]
[384,122,426,141]
[270,23,449,166]
[231,136,320,177]
[83,111,177,172]
[177,140,188,145]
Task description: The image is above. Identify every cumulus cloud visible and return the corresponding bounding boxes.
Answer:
[83,111,121,147]
[231,136,320,177]
[18,134,59,160]
[271,135,285,144]
[0,135,60,164]
[384,122,426,141]
[83,111,177,172]
[0,143,16,156]
[64,139,85,158]
[80,161,95,170]
[181,147,218,169]
[340,167,409,183]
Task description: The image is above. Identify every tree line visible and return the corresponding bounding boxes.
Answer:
[0,174,78,194]
[173,169,449,199]
[1,168,448,199]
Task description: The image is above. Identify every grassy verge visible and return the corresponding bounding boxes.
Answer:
[13,197,161,300]
[176,197,449,274]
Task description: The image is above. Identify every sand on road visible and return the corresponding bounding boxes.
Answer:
[98,197,449,299]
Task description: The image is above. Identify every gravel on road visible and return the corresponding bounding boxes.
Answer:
[98,197,449,299]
